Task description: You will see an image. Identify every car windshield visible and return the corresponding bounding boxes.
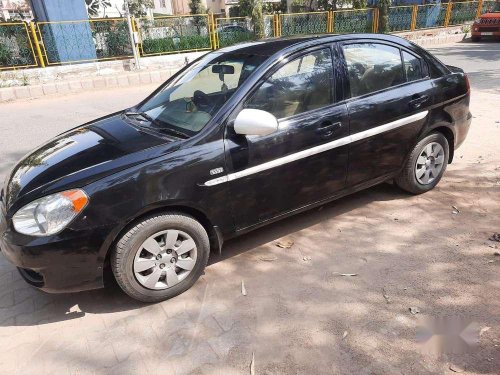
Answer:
[133,52,267,137]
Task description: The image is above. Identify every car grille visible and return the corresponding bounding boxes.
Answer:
[479,18,500,24]
[477,26,500,31]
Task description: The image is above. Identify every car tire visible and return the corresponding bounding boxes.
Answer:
[471,36,481,42]
[111,212,210,303]
[395,132,449,195]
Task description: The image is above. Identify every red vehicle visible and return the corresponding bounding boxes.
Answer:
[471,0,500,41]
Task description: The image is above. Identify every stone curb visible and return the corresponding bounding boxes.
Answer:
[0,69,176,103]
[408,33,466,47]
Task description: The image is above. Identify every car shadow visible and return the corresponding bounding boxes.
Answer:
[0,182,407,327]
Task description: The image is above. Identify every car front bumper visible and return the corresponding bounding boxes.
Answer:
[471,25,500,38]
[0,210,114,293]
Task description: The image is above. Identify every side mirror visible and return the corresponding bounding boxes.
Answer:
[234,109,278,136]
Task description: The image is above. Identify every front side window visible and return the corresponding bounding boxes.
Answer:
[343,43,404,97]
[245,49,333,119]
[135,53,267,137]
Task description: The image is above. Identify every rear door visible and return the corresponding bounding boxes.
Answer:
[223,46,350,230]
[340,41,434,186]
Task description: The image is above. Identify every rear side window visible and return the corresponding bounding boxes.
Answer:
[343,43,405,97]
[245,49,333,119]
[402,51,423,82]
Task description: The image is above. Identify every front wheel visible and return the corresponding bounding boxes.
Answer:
[111,213,210,303]
[395,132,450,195]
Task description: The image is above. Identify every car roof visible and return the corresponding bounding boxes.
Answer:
[217,34,416,57]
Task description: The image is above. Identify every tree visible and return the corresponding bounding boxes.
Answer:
[352,0,367,9]
[377,0,391,33]
[252,0,264,39]
[316,0,348,11]
[85,0,111,18]
[238,0,253,17]
[189,0,206,15]
[188,0,207,35]
[126,0,154,18]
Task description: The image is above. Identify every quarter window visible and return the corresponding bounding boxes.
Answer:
[245,49,333,119]
[343,43,405,97]
[402,51,423,82]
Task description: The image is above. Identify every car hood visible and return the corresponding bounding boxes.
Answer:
[480,12,500,19]
[3,113,177,211]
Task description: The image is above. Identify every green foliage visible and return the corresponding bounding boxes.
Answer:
[238,0,253,17]
[142,35,210,54]
[103,23,131,57]
[291,0,307,12]
[316,0,348,11]
[85,0,112,17]
[352,0,367,9]
[127,0,154,18]
[262,0,286,14]
[229,6,240,17]
[252,0,265,39]
[189,0,207,35]
[218,29,255,47]
[189,0,206,15]
[0,25,35,68]
[0,43,12,66]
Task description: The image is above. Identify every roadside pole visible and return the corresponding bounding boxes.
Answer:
[124,0,141,69]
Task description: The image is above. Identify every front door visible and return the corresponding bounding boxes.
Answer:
[340,42,434,186]
[223,47,350,230]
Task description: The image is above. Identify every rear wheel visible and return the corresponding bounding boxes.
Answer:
[471,36,481,42]
[395,132,449,194]
[111,212,210,303]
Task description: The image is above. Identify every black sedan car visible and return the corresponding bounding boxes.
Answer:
[0,34,471,302]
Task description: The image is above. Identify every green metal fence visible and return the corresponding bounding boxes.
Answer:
[215,17,255,48]
[481,0,497,13]
[0,1,491,70]
[264,15,274,38]
[280,12,330,36]
[416,3,448,29]
[333,8,374,33]
[0,22,37,70]
[388,6,414,32]
[449,1,480,25]
[36,18,133,65]
[137,14,212,56]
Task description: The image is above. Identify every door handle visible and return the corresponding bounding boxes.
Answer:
[316,121,342,139]
[409,94,429,109]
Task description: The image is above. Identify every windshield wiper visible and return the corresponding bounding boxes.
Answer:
[124,111,190,139]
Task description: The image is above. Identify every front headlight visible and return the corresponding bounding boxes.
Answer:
[12,189,88,236]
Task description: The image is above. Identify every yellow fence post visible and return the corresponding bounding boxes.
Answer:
[410,5,418,31]
[476,0,484,18]
[275,14,282,37]
[327,11,333,33]
[131,16,142,57]
[372,7,379,33]
[29,21,45,68]
[444,1,453,27]
[214,14,220,50]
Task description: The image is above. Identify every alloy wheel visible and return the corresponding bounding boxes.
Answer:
[133,230,197,290]
[415,142,445,185]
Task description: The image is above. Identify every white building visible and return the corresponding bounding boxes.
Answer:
[0,0,33,20]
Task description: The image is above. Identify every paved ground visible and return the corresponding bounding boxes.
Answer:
[0,41,499,375]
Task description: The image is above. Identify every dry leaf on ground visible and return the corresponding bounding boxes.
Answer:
[276,240,294,249]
